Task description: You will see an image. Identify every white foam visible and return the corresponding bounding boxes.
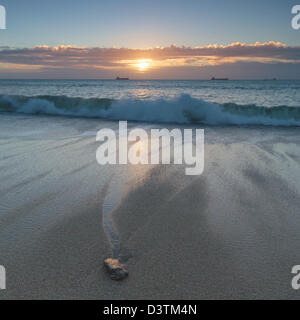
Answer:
[1,94,300,126]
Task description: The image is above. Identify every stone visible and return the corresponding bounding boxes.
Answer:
[104,258,128,280]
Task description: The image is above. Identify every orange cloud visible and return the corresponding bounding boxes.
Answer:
[0,42,300,77]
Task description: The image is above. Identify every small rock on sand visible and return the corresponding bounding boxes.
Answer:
[104,258,128,280]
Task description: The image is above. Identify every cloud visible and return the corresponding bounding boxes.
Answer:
[0,41,300,78]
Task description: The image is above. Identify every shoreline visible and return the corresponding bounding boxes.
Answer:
[1,114,300,299]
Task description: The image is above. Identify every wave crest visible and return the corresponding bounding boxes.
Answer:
[1,94,300,126]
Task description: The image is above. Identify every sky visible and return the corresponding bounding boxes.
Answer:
[0,0,300,79]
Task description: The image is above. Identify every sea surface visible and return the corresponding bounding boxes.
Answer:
[1,79,300,126]
[1,80,300,299]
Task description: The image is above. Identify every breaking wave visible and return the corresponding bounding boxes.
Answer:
[1,94,300,126]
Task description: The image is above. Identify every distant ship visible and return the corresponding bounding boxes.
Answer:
[116,77,129,80]
[211,77,229,80]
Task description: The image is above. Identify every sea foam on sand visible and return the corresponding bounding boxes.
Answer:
[1,113,300,299]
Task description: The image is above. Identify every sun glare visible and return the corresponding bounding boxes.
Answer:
[136,59,151,71]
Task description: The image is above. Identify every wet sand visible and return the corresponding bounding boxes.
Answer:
[1,113,300,299]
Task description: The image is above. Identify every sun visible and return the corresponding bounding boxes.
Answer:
[136,59,151,71]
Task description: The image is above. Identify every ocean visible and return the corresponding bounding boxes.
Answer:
[1,79,300,126]
[2,79,300,299]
